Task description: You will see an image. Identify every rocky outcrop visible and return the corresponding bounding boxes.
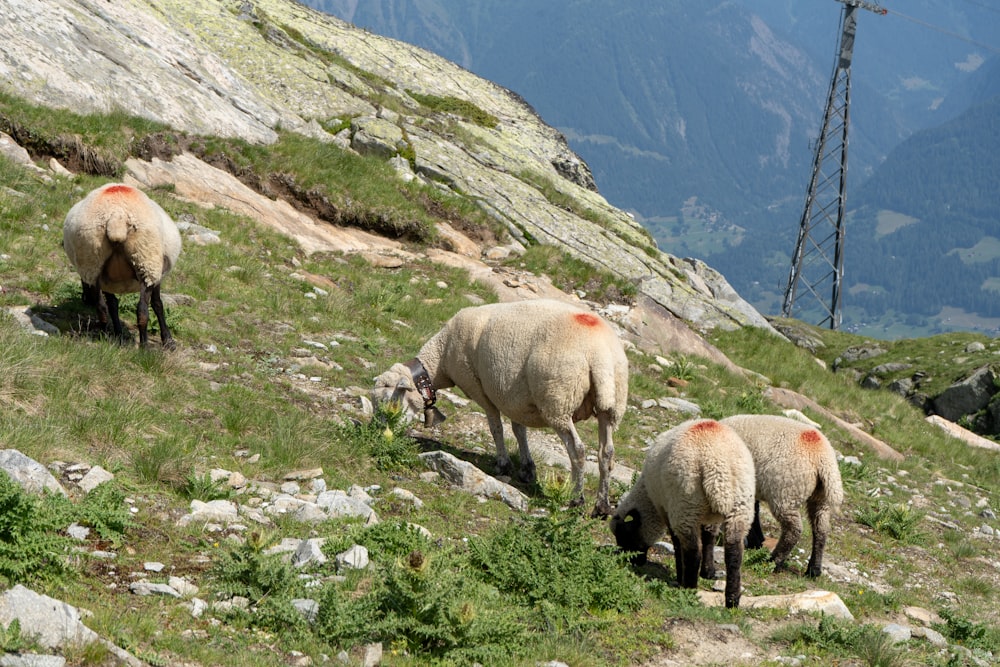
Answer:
[0,0,773,335]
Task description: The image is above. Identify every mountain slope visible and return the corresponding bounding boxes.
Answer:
[0,0,776,335]
[306,0,1000,336]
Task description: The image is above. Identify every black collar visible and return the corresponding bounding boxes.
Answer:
[404,358,437,409]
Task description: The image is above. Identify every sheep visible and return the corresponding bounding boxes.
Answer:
[720,414,844,578]
[62,183,182,350]
[610,418,755,608]
[372,298,629,518]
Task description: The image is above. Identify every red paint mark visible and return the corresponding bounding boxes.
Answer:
[799,429,823,451]
[573,313,600,327]
[101,184,137,197]
[690,419,722,435]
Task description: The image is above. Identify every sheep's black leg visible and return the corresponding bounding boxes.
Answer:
[81,281,100,307]
[700,524,719,579]
[723,533,745,609]
[511,422,536,485]
[136,282,151,348]
[676,528,701,589]
[668,525,684,584]
[96,289,128,344]
[746,500,766,549]
[805,495,829,578]
[150,284,175,350]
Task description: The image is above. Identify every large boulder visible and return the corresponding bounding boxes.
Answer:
[931,365,998,422]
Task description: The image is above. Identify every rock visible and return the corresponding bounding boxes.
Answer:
[129,582,181,598]
[350,116,407,159]
[882,623,911,643]
[0,586,144,665]
[701,589,855,621]
[77,466,114,492]
[656,397,702,415]
[292,598,319,624]
[316,492,379,522]
[0,654,67,667]
[418,450,528,511]
[926,415,1000,452]
[931,365,998,422]
[293,538,328,568]
[0,450,67,496]
[177,499,240,526]
[335,545,369,571]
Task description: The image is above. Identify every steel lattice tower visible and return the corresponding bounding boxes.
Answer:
[782,0,886,330]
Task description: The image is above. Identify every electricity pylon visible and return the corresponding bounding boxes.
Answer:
[781,0,886,330]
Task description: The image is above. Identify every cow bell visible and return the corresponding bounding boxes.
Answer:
[424,405,447,428]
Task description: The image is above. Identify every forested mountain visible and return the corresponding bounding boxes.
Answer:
[307,0,1000,336]
[841,86,1000,330]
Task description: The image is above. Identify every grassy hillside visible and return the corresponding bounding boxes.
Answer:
[1,97,999,666]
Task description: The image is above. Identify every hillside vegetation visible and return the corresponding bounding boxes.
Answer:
[0,93,999,666]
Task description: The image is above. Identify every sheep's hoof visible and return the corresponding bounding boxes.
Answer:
[161,338,177,352]
[517,464,537,486]
[567,495,585,510]
[494,460,514,479]
[590,501,613,519]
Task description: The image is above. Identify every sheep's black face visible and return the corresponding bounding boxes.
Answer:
[610,508,649,566]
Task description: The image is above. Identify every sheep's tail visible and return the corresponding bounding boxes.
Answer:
[814,447,845,509]
[589,351,628,428]
[104,208,131,244]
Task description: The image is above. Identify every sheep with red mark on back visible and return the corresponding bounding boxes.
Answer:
[62,183,182,349]
[372,298,629,517]
[721,414,844,577]
[610,418,755,608]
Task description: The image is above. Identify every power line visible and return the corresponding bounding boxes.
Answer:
[954,0,1000,16]
[886,8,1000,54]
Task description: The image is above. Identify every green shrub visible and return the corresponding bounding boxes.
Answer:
[855,501,926,544]
[334,403,420,472]
[316,548,528,663]
[0,473,71,584]
[210,531,298,605]
[467,513,644,627]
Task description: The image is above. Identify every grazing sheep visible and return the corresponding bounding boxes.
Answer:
[721,414,844,578]
[372,299,629,517]
[610,418,755,608]
[62,183,182,349]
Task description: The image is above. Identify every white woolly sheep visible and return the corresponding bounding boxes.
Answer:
[720,414,844,577]
[372,298,629,517]
[63,183,182,349]
[610,418,755,608]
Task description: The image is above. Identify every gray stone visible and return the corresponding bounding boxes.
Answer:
[316,491,379,521]
[0,450,67,496]
[77,466,114,493]
[0,586,144,665]
[932,365,998,422]
[882,623,911,643]
[335,544,369,571]
[0,654,67,667]
[293,538,328,568]
[129,582,181,598]
[351,117,406,159]
[291,598,319,624]
[418,450,528,511]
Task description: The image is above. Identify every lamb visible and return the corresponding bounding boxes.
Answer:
[62,183,182,350]
[720,414,844,578]
[372,298,629,518]
[610,418,755,608]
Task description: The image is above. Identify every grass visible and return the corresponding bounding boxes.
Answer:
[1,93,999,665]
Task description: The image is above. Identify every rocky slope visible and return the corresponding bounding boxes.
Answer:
[0,0,771,341]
